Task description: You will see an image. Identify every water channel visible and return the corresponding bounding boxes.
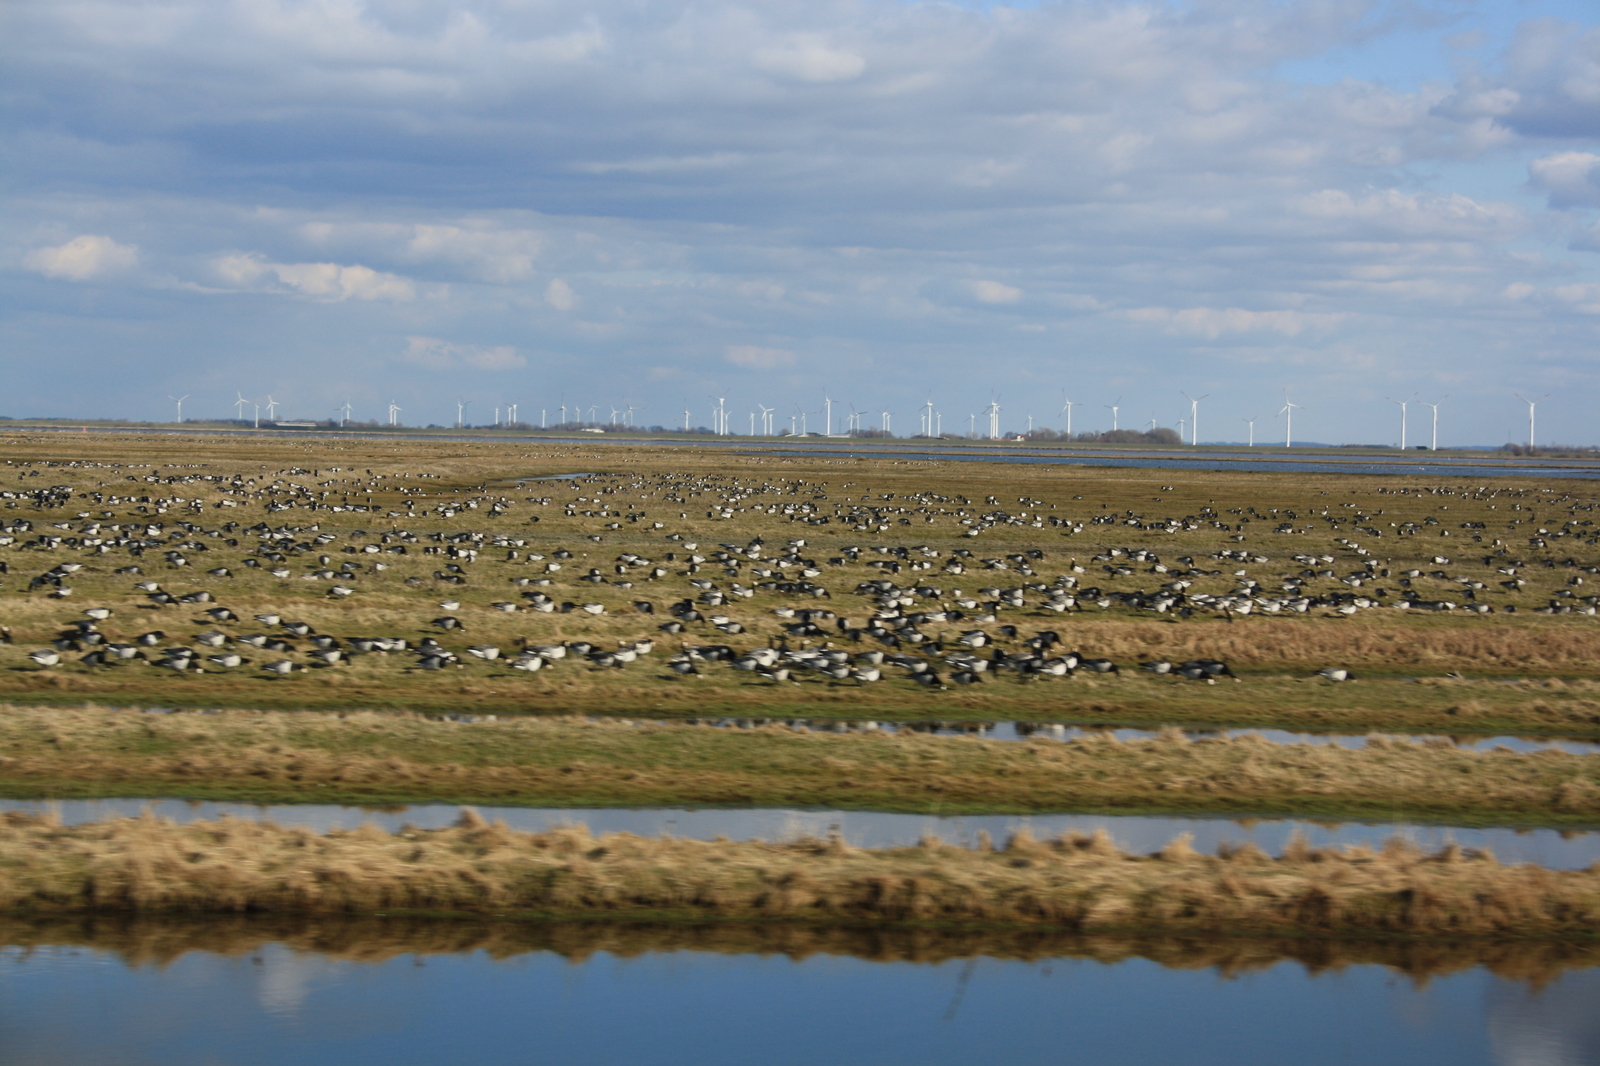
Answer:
[1,917,1594,1065]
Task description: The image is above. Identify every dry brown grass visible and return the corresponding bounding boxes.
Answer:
[2,704,1599,823]
[2,809,1597,938]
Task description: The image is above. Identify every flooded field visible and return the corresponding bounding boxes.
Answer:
[1,916,1594,1066]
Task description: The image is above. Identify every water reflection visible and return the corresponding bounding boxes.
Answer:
[0,914,1595,1066]
[3,797,1596,869]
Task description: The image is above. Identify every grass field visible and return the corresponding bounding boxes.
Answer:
[3,705,1599,825]
[2,430,1598,734]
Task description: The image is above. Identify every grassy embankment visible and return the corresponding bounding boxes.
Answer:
[4,706,1600,824]
[2,807,1597,939]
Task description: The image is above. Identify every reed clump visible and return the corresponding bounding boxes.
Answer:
[1,810,1597,938]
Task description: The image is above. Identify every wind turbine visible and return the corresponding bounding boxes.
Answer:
[922,399,935,438]
[233,392,250,422]
[263,395,279,421]
[1181,392,1209,446]
[758,404,774,435]
[986,399,1001,440]
[1514,393,1548,449]
[880,410,891,435]
[252,402,260,429]
[456,398,470,429]
[339,401,352,427]
[1387,394,1416,450]
[1420,397,1446,450]
[1280,390,1303,447]
[1061,394,1080,438]
[1243,415,1258,447]
[823,395,833,437]
[387,401,401,427]
[1104,397,1122,432]
[683,407,692,432]
[168,394,189,424]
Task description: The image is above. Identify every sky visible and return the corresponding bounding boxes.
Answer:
[3,0,1600,446]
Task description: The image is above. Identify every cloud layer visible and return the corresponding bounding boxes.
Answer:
[3,0,1600,442]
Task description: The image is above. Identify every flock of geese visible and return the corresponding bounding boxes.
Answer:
[20,600,1361,687]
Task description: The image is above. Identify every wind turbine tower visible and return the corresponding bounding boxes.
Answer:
[168,394,189,424]
[1181,392,1209,446]
[1514,393,1548,449]
[1387,394,1416,450]
[1420,397,1445,451]
[1061,394,1080,438]
[986,400,1001,440]
[1280,392,1303,447]
[1104,398,1121,433]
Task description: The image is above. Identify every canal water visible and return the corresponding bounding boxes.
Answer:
[7,797,1596,869]
[1,922,1594,1066]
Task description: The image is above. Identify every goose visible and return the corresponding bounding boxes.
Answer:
[27,649,60,667]
[207,652,246,669]
[134,581,161,593]
[667,657,699,676]
[135,631,166,646]
[854,665,882,683]
[466,645,501,661]
[511,653,544,672]
[439,600,461,610]
[1316,667,1353,682]
[269,568,292,579]
[309,634,340,649]
[310,648,343,665]
[195,630,228,648]
[328,585,354,598]
[83,607,113,621]
[489,601,519,612]
[1184,659,1238,680]
[281,621,312,636]
[579,602,606,615]
[431,616,463,631]
[1081,658,1119,675]
[105,643,141,661]
[207,567,233,578]
[1140,660,1173,674]
[260,659,299,677]
[79,650,107,667]
[204,607,237,622]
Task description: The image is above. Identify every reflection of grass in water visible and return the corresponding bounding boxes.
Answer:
[3,704,1600,824]
[3,809,1600,940]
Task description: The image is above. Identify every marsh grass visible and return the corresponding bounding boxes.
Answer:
[2,705,1599,824]
[1,808,1596,938]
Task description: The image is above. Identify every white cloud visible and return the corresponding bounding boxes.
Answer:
[754,40,865,83]
[1126,307,1347,338]
[402,336,526,370]
[1529,152,1600,208]
[971,280,1022,304]
[211,254,414,301]
[725,345,795,369]
[544,278,576,310]
[24,235,138,280]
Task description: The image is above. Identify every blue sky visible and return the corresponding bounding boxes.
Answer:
[4,0,1599,444]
